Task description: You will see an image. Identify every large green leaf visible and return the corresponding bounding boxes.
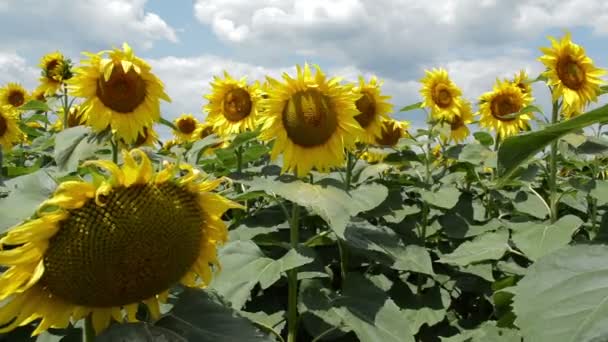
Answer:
[0,169,57,233]
[209,241,313,309]
[54,126,103,173]
[241,177,388,238]
[97,323,185,341]
[420,186,461,210]
[344,220,434,275]
[497,102,608,179]
[511,215,583,261]
[512,244,608,342]
[590,180,608,206]
[440,321,521,342]
[153,289,275,342]
[437,229,509,266]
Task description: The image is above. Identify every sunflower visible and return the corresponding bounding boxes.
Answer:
[0,149,243,336]
[446,99,473,143]
[0,105,23,150]
[204,71,262,136]
[420,68,464,122]
[173,113,199,142]
[539,32,606,118]
[68,43,171,144]
[38,52,68,96]
[478,80,533,138]
[352,76,393,143]
[0,83,30,109]
[510,69,532,96]
[258,63,364,177]
[375,118,410,147]
[119,126,159,149]
[192,122,226,155]
[54,105,86,130]
[31,86,47,103]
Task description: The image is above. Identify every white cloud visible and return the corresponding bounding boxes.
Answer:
[0,0,177,53]
[0,51,39,90]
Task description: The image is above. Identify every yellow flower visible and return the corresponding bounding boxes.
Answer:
[478,79,533,138]
[38,51,68,96]
[192,122,227,154]
[0,105,23,151]
[53,105,87,131]
[258,63,364,177]
[352,76,393,143]
[204,71,262,136]
[0,149,243,336]
[0,83,30,109]
[510,69,532,96]
[539,32,606,118]
[119,126,159,149]
[31,86,47,103]
[68,43,171,144]
[447,99,473,143]
[420,68,464,122]
[375,118,410,147]
[173,113,199,142]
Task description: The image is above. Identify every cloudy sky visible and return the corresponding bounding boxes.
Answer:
[1,0,608,138]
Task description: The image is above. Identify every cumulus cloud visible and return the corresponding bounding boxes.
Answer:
[0,0,177,54]
[0,51,39,89]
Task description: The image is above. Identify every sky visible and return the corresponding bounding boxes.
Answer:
[1,0,608,139]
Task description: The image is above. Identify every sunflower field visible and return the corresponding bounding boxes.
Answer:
[1,32,608,342]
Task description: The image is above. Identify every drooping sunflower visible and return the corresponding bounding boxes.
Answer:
[447,99,474,143]
[258,63,364,177]
[539,32,606,118]
[510,69,532,96]
[361,118,410,163]
[0,105,23,150]
[0,83,30,109]
[420,68,464,122]
[52,105,87,131]
[0,149,243,335]
[38,51,69,96]
[68,43,171,144]
[352,76,393,143]
[173,113,199,142]
[31,86,47,103]
[204,71,262,136]
[478,79,533,138]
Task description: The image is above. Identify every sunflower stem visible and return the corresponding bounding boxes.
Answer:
[287,199,301,342]
[84,314,95,342]
[111,138,118,164]
[0,149,4,186]
[549,100,560,223]
[344,152,355,191]
[236,146,243,174]
[62,85,69,130]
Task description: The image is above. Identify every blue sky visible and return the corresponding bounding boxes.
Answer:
[1,0,607,139]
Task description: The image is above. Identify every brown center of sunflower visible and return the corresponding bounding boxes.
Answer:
[134,127,152,146]
[354,91,377,128]
[7,90,25,107]
[222,88,252,122]
[557,57,586,90]
[40,183,204,307]
[491,94,521,122]
[282,88,338,147]
[433,85,453,108]
[177,118,197,135]
[96,64,147,113]
[376,121,402,146]
[0,114,7,137]
[200,126,214,139]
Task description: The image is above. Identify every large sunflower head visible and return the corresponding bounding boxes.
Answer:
[352,76,393,143]
[446,99,473,143]
[0,83,30,109]
[420,68,464,122]
[0,149,243,336]
[478,79,533,138]
[375,118,410,147]
[68,43,171,144]
[203,71,262,136]
[258,63,364,177]
[0,105,23,151]
[38,51,71,96]
[539,32,606,118]
[173,113,200,142]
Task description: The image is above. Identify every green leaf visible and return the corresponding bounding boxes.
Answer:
[513,244,608,342]
[473,131,494,146]
[399,101,423,112]
[344,220,434,275]
[437,229,509,266]
[497,102,608,179]
[458,143,495,165]
[389,281,450,335]
[154,288,275,342]
[210,241,314,309]
[590,180,608,206]
[420,186,460,209]
[19,99,51,112]
[241,177,388,238]
[440,321,521,342]
[0,169,57,233]
[97,323,185,341]
[185,134,223,164]
[511,190,549,219]
[511,215,583,261]
[54,126,102,173]
[576,136,608,154]
[229,129,261,149]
